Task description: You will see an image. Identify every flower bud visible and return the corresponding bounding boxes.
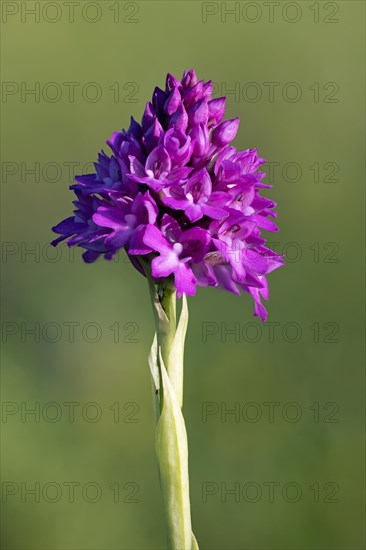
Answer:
[141,102,156,133]
[144,118,164,154]
[188,98,209,127]
[168,104,188,132]
[208,97,226,127]
[165,73,181,92]
[183,80,204,108]
[190,124,210,157]
[152,87,167,114]
[164,86,182,116]
[128,117,143,140]
[212,118,240,147]
[162,129,192,166]
[181,68,198,89]
[202,81,213,101]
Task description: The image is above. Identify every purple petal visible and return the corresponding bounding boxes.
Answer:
[164,87,182,116]
[145,146,171,178]
[188,98,209,126]
[166,73,181,92]
[181,69,198,89]
[212,118,240,147]
[152,87,167,113]
[174,263,197,298]
[201,204,228,220]
[152,250,180,279]
[145,118,164,153]
[183,80,204,108]
[143,225,171,254]
[93,206,126,230]
[105,228,132,249]
[208,97,226,127]
[185,204,204,222]
[213,265,240,295]
[141,102,156,133]
[161,214,182,242]
[168,104,188,132]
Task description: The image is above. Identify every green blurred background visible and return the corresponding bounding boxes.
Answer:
[1,1,365,548]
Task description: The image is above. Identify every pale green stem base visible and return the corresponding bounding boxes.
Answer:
[146,277,198,550]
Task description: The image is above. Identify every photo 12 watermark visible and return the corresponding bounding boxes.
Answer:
[201,321,340,344]
[1,480,140,503]
[1,320,140,344]
[1,401,140,424]
[201,401,340,423]
[201,2,340,24]
[210,81,340,103]
[201,480,340,503]
[1,81,140,104]
[1,1,140,24]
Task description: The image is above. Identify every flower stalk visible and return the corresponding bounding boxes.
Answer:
[147,275,198,549]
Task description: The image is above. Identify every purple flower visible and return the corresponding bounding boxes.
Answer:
[143,215,210,298]
[52,69,284,320]
[162,168,227,223]
[92,192,158,254]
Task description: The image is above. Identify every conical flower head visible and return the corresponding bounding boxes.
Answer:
[52,69,284,320]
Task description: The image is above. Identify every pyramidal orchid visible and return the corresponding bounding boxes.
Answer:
[52,69,283,549]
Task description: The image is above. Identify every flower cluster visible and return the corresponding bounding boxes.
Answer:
[52,69,283,321]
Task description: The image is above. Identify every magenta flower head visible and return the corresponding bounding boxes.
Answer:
[52,68,283,321]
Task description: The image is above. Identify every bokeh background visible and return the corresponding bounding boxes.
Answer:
[1,1,365,548]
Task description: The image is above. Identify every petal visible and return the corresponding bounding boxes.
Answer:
[185,168,212,201]
[166,73,181,92]
[208,97,226,127]
[93,206,125,230]
[151,250,180,278]
[166,166,193,182]
[128,227,152,255]
[181,69,198,89]
[212,118,240,147]
[105,228,132,249]
[129,156,146,178]
[145,146,172,176]
[174,263,197,297]
[152,86,167,114]
[212,265,240,295]
[201,204,228,220]
[143,225,171,254]
[254,215,279,232]
[52,216,80,235]
[185,204,204,223]
[141,102,156,133]
[168,104,188,132]
[82,250,101,263]
[164,86,182,116]
[183,80,204,108]
[242,249,268,275]
[145,118,164,153]
[191,262,217,287]
[188,98,209,126]
[144,191,159,224]
[161,214,182,242]
[163,196,191,211]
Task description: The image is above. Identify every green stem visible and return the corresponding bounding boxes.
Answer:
[146,276,198,550]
